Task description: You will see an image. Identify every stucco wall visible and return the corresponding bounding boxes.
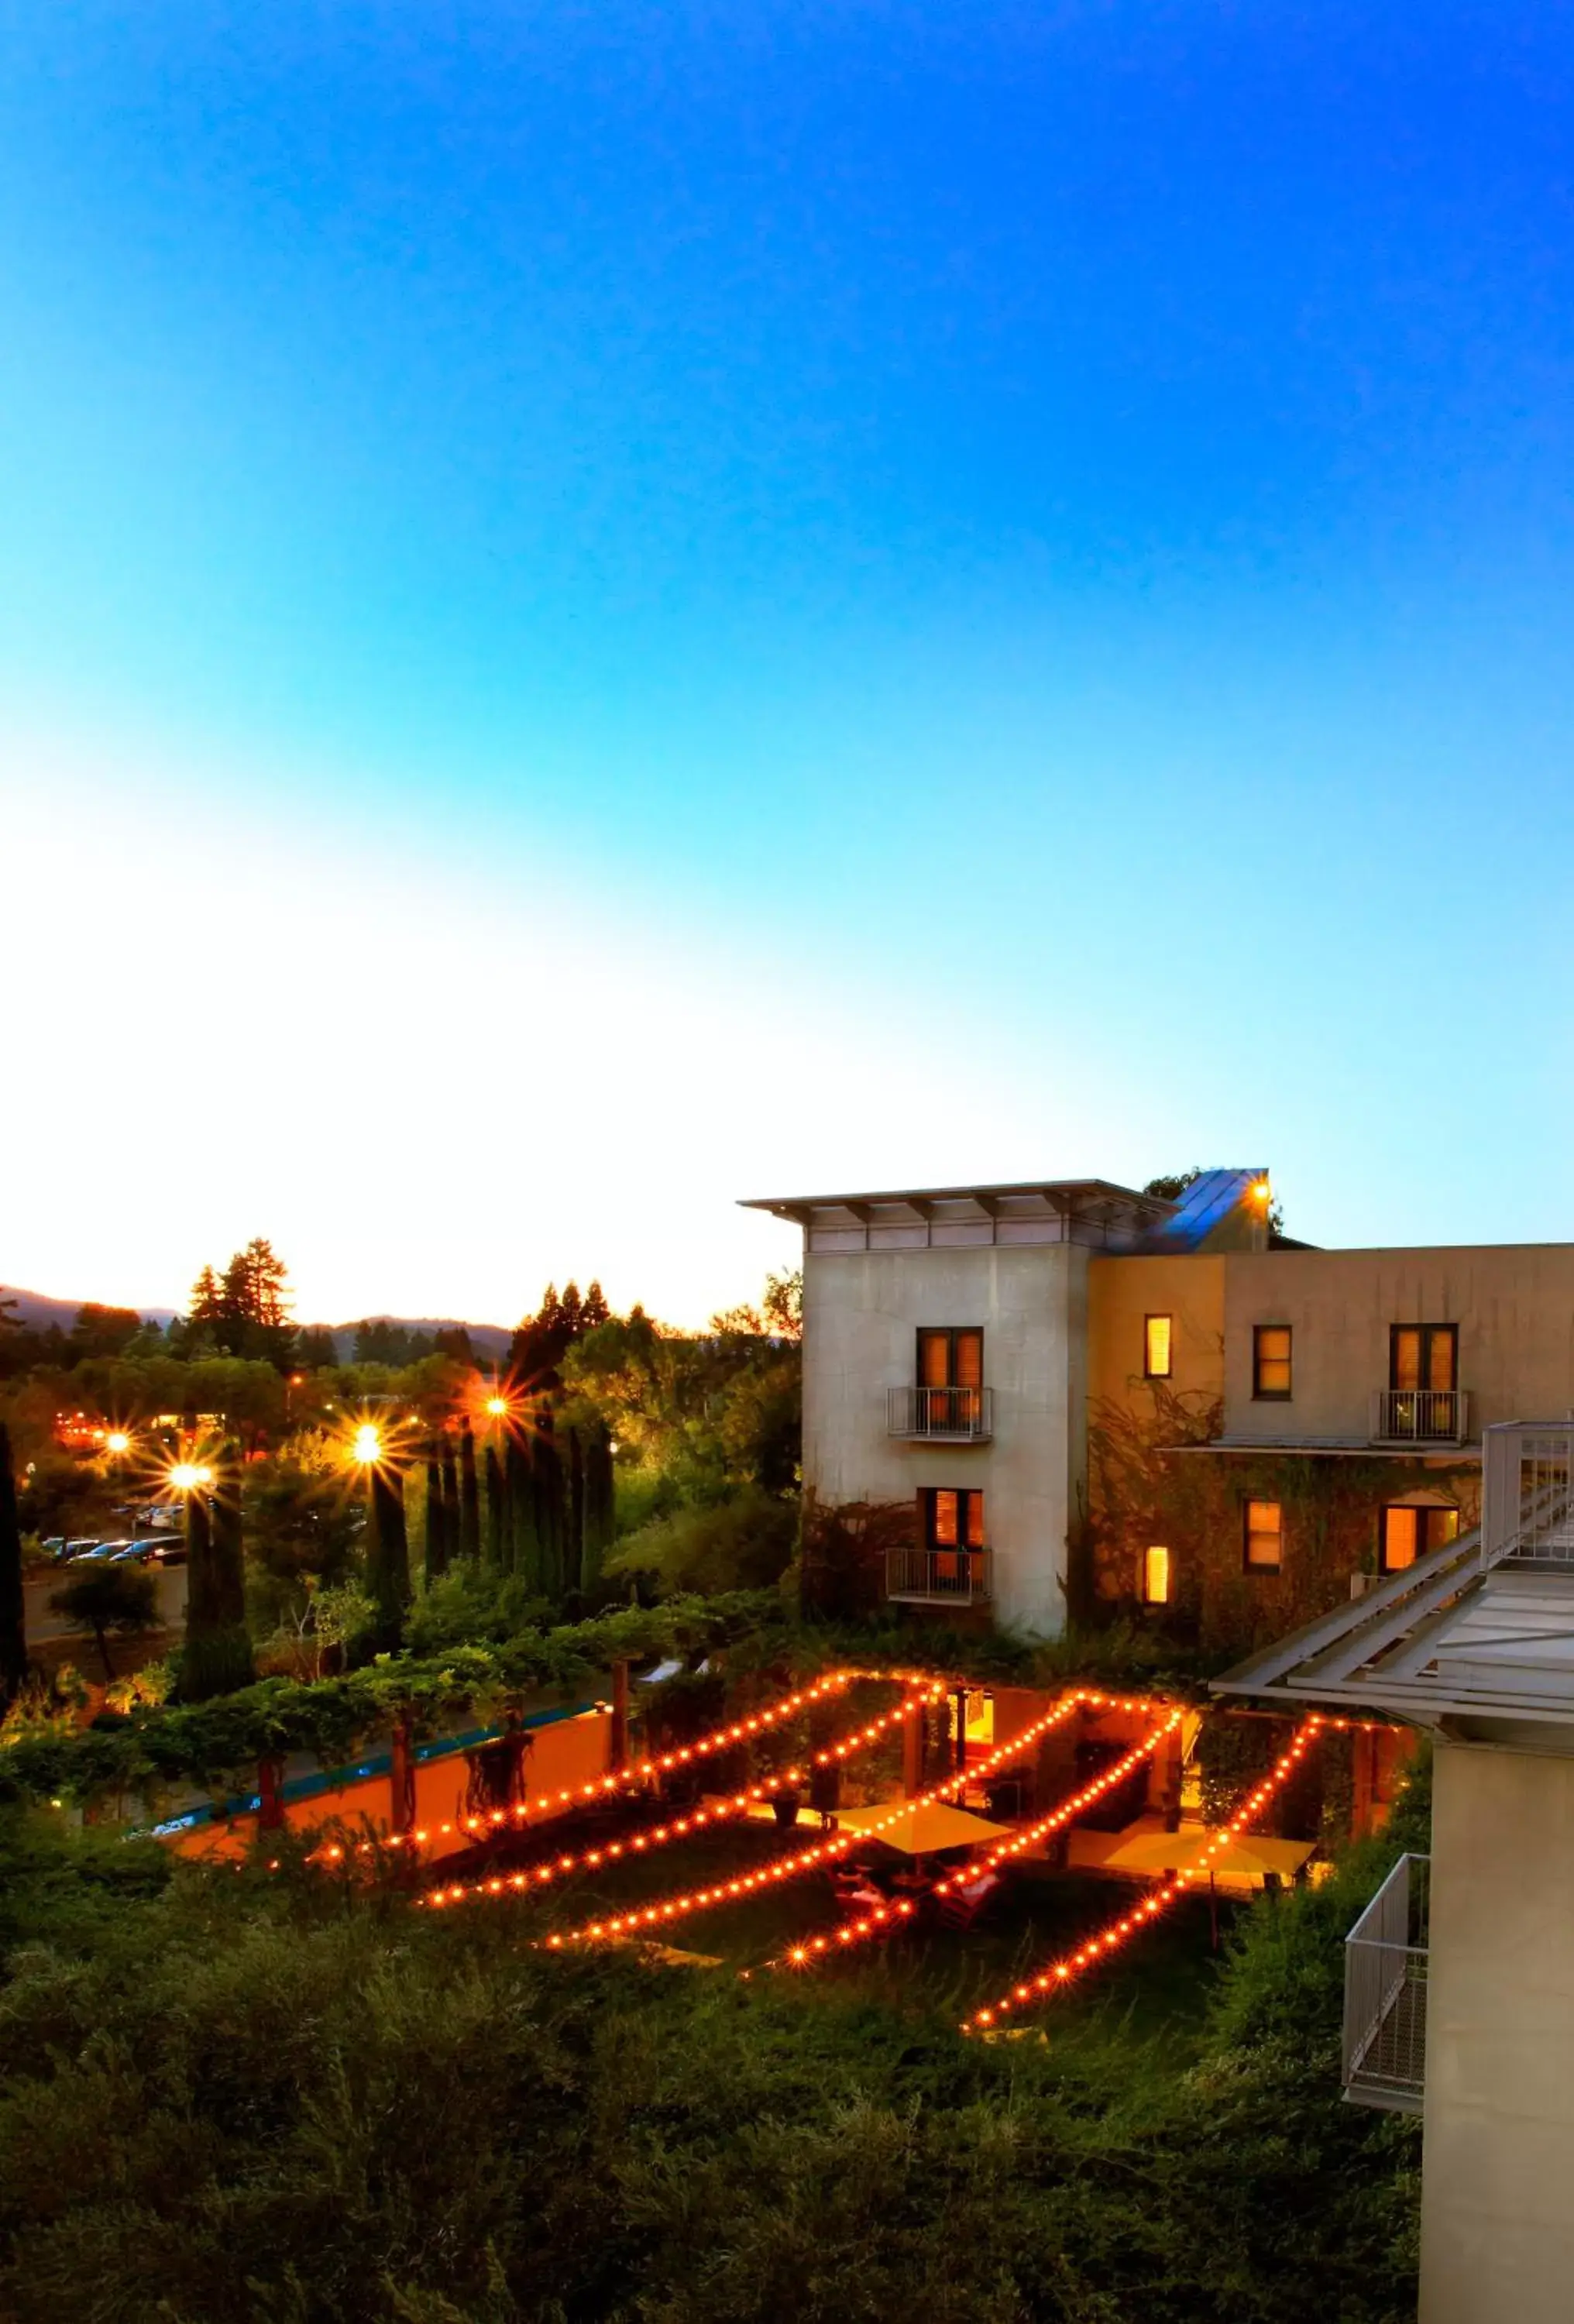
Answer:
[1087,1253,1226,1418]
[1421,1737,1574,2323]
[1222,1245,1574,1443]
[800,1243,1088,1638]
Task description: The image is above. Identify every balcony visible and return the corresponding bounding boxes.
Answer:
[1343,1853,1429,2114]
[885,1546,993,1608]
[1370,1388,1469,1447]
[887,1386,994,1443]
[1483,1422,1574,1569]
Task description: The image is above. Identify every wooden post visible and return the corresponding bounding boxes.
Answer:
[954,1686,968,1776]
[902,1697,923,1798]
[611,1657,630,1772]
[390,1715,415,1838]
[257,1754,285,1832]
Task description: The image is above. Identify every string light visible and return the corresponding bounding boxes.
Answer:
[775,1710,1186,1975]
[422,1686,945,1903]
[543,1690,1141,1948]
[963,1716,1325,2033]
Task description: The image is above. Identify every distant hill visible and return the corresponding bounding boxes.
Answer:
[1,1287,177,1332]
[1,1285,513,1361]
[321,1318,514,1362]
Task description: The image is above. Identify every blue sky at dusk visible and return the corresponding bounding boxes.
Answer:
[4,3,1573,1323]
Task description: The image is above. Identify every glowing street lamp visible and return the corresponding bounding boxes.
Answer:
[105,1430,132,1457]
[485,1396,508,1419]
[169,1461,213,1493]
[352,1423,383,1467]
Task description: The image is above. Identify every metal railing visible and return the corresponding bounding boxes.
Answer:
[1370,1387,1469,1445]
[885,1547,993,1607]
[887,1385,994,1441]
[1343,1853,1429,2113]
[1483,1422,1574,1569]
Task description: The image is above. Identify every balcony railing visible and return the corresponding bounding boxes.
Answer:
[1483,1422,1574,1569]
[887,1386,994,1442]
[1343,1853,1429,2114]
[1370,1388,1469,1446]
[885,1547,993,1607]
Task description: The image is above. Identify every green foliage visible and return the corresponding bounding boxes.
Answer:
[0,1422,24,1703]
[608,1487,798,1597]
[46,1562,160,1683]
[0,1753,1424,2323]
[0,1593,783,1805]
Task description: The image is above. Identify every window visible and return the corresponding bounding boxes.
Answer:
[1390,1325,1457,1394]
[916,1328,984,1428]
[1244,1499,1283,1570]
[1380,1502,1459,1573]
[918,1329,983,1388]
[1144,1315,1173,1379]
[1253,1325,1293,1400]
[924,1487,986,1551]
[1142,1545,1170,1604]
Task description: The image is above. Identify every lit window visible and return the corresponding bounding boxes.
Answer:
[1381,1503,1459,1573]
[1144,1315,1172,1379]
[1142,1545,1170,1604]
[923,1488,985,1552]
[1244,1499,1283,1570]
[1253,1325,1293,1400]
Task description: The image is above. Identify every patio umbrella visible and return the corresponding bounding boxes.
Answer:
[834,1801,1014,1856]
[1100,1828,1315,1884]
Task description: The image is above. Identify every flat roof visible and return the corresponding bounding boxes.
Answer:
[739,1176,1175,1221]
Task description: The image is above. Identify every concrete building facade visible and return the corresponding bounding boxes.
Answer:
[746,1168,1574,1648]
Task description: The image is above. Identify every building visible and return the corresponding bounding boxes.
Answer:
[1215,1421,1574,2324]
[742,1167,1574,1651]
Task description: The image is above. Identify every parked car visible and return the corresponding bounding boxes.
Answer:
[140,1535,187,1566]
[63,1538,106,1561]
[40,1537,67,1561]
[80,1539,133,1562]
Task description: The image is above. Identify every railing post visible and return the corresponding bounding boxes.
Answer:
[610,1657,630,1772]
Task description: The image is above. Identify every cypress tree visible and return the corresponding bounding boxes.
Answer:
[533,1404,564,1600]
[484,1441,506,1569]
[567,1424,586,1598]
[459,1423,482,1561]
[182,1452,254,1700]
[504,1430,534,1586]
[366,1465,411,1648]
[581,1416,616,1597]
[0,1421,27,1704]
[424,1450,448,1583]
[441,1442,461,1559]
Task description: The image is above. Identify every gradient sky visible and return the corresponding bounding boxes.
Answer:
[4,3,1573,1326]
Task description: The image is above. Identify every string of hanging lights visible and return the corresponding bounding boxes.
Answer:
[772,1708,1186,1973]
[421,1682,949,1902]
[961,1714,1326,2033]
[534,1689,1160,1948]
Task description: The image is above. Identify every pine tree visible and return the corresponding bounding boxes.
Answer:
[0,1421,27,1704]
[582,1281,610,1329]
[424,1450,448,1583]
[459,1423,482,1561]
[484,1442,507,1569]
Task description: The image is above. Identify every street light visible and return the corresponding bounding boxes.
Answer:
[352,1423,383,1466]
[105,1430,132,1457]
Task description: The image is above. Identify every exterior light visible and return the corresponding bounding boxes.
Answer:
[352,1423,382,1465]
[169,1462,210,1492]
[1254,1180,1271,1203]
[486,1396,508,1417]
[105,1431,132,1456]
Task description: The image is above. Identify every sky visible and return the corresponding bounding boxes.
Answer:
[3,2,1573,1327]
